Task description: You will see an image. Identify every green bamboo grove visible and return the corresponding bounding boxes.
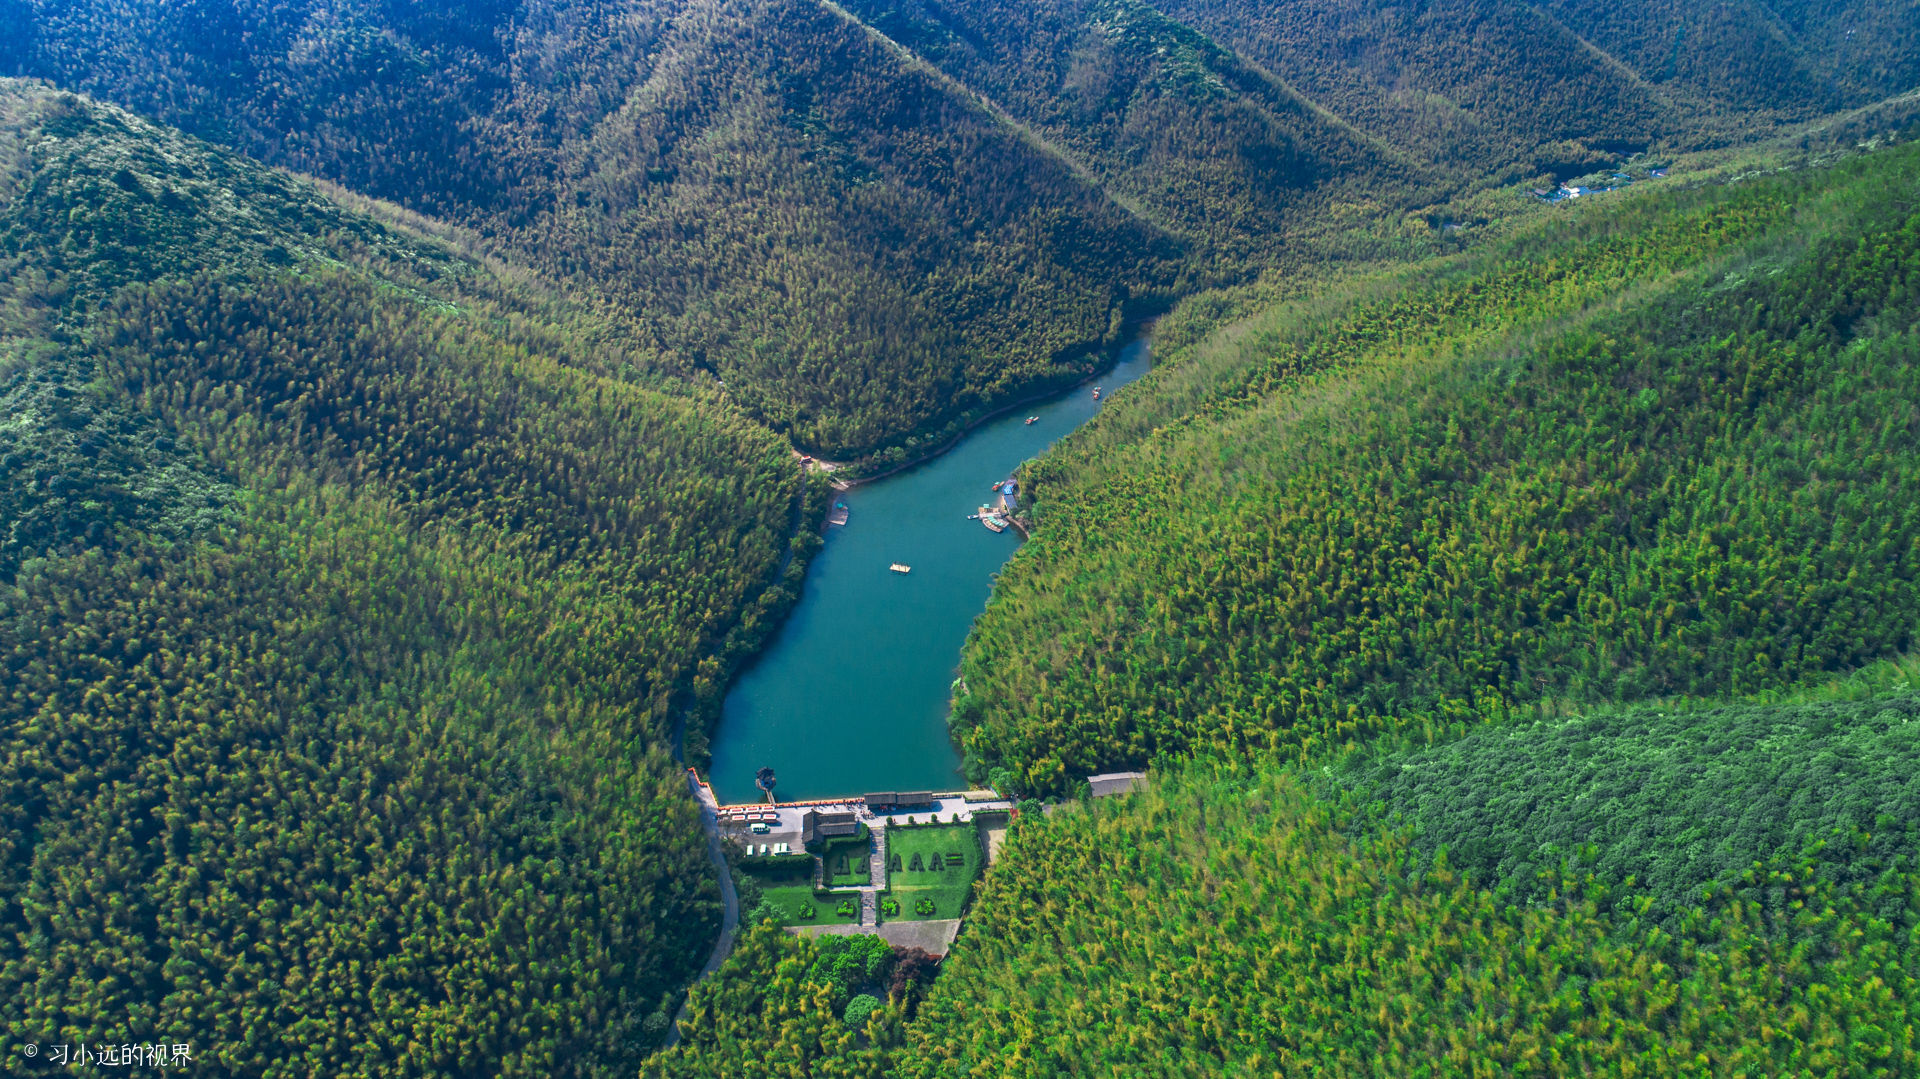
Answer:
[0,85,812,1075]
[652,130,1920,1077]
[2,5,1919,1072]
[954,144,1920,793]
[901,756,1920,1076]
[18,0,1914,459]
[656,725,1920,1076]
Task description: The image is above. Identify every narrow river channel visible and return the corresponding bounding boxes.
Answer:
[708,336,1153,803]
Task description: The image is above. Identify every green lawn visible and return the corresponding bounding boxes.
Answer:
[883,822,981,922]
[758,885,862,927]
[741,856,862,927]
[821,832,874,888]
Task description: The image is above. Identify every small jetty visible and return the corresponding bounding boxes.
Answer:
[827,501,850,527]
[889,563,912,574]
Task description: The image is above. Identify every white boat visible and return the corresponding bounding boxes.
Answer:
[889,563,912,574]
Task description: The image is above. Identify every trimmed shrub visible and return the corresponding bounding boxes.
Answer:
[843,993,881,1029]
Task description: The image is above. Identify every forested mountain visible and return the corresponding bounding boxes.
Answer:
[2,0,1175,456]
[954,140,1920,792]
[829,0,1426,257]
[900,731,1920,1075]
[0,83,814,1075]
[652,126,1920,1076]
[4,0,1919,1073]
[1144,0,1916,170]
[1535,0,1918,116]
[8,0,1910,456]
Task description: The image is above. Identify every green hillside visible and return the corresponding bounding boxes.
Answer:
[3,1,1918,1074]
[900,740,1920,1076]
[1335,692,1920,925]
[3,0,1177,457]
[12,0,1907,457]
[953,141,1920,793]
[1534,0,1920,115]
[0,83,811,1075]
[647,128,1920,1078]
[829,0,1427,257]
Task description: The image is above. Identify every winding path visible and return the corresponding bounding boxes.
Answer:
[664,771,739,1049]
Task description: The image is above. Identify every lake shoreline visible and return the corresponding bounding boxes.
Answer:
[806,318,1159,492]
[708,337,1154,804]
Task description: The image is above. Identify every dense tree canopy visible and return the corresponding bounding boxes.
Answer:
[9,0,1906,456]
[1,1,1917,1072]
[649,115,1920,1079]
[954,143,1920,793]
[897,756,1920,1076]
[1335,693,1920,925]
[0,84,810,1075]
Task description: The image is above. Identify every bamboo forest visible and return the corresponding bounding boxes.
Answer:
[1,1,1918,1076]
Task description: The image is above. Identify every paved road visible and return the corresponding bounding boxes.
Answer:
[664,772,739,1048]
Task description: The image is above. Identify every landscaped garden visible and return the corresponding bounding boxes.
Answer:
[821,830,873,888]
[738,850,861,927]
[882,820,982,922]
[753,883,861,926]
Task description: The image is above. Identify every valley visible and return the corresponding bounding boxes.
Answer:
[709,337,1151,804]
[0,2,1917,1076]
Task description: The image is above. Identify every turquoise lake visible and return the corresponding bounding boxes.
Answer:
[708,337,1152,803]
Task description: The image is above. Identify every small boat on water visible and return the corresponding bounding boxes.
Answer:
[1025,416,1039,425]
[1092,386,1102,400]
[889,563,912,574]
[983,516,1008,533]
